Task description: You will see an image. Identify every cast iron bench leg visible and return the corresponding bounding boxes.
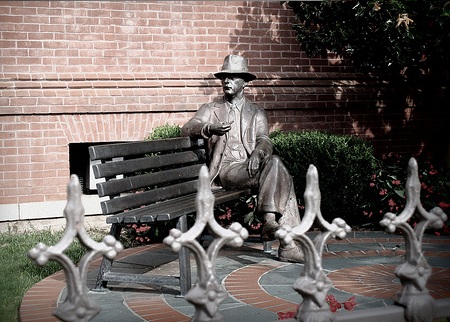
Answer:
[93,223,122,291]
[177,214,191,296]
[263,240,273,253]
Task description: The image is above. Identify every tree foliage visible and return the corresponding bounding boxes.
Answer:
[285,0,450,79]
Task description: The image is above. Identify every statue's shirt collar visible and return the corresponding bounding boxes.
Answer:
[224,96,245,112]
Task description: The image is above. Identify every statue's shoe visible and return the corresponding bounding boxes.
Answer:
[278,242,304,263]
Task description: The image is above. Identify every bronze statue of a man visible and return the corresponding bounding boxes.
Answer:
[182,54,303,262]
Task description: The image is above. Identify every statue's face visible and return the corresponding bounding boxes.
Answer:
[221,74,247,97]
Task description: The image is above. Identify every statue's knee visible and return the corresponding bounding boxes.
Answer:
[265,155,281,165]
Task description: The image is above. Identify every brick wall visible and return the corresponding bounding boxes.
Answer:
[0,1,448,222]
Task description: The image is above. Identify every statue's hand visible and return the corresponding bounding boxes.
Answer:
[247,151,262,177]
[209,122,232,136]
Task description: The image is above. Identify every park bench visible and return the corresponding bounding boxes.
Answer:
[88,136,250,295]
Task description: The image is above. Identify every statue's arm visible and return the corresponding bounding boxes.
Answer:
[181,104,212,139]
[247,107,273,177]
[254,108,273,157]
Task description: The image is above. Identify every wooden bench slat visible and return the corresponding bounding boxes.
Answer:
[105,212,155,224]
[122,194,198,224]
[103,272,180,286]
[89,137,204,160]
[101,180,198,214]
[92,150,204,179]
[113,194,197,224]
[105,188,250,224]
[97,164,203,197]
[152,188,250,221]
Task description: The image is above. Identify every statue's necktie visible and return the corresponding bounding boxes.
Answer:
[228,105,237,124]
[228,105,239,143]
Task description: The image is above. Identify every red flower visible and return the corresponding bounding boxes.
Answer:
[421,182,433,193]
[343,296,357,311]
[277,305,300,319]
[277,311,295,320]
[388,198,396,207]
[250,223,262,230]
[363,211,373,218]
[325,294,357,312]
[326,294,342,312]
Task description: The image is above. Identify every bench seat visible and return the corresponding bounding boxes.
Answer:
[106,188,249,224]
[89,137,250,295]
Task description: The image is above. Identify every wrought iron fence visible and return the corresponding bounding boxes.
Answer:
[28,158,449,322]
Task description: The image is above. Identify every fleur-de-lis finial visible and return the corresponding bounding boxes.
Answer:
[380,158,447,322]
[164,165,248,322]
[28,175,123,322]
[275,164,351,322]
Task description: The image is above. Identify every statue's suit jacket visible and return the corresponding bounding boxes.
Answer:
[181,96,273,186]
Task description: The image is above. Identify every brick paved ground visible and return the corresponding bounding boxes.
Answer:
[20,232,450,322]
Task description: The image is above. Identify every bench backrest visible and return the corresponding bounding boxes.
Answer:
[88,137,206,216]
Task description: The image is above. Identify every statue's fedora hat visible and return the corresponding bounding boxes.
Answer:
[214,54,257,81]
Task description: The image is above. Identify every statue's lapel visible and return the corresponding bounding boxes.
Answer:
[213,100,228,123]
[241,99,253,135]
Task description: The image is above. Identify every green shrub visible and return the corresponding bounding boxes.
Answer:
[365,153,450,235]
[215,194,262,235]
[145,124,181,140]
[270,130,377,226]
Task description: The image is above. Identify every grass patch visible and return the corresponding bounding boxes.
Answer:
[0,229,106,322]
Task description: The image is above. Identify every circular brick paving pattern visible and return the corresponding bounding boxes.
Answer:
[328,264,450,300]
[224,261,297,313]
[20,236,450,321]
